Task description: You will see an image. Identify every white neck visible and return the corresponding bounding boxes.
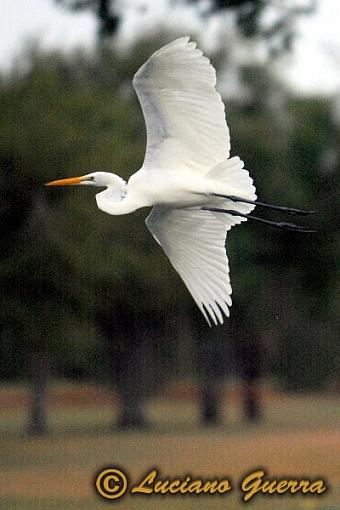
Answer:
[95,186,140,216]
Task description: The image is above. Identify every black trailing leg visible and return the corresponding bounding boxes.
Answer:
[202,207,316,233]
[210,193,315,216]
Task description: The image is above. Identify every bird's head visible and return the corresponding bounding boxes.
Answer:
[46,171,126,189]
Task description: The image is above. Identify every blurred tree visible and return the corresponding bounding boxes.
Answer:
[0,53,108,433]
[229,64,339,392]
[55,0,316,53]
[56,0,119,39]
[197,328,231,425]
[0,44,181,431]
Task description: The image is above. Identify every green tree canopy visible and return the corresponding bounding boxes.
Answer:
[55,0,316,53]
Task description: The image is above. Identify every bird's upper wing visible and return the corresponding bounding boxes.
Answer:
[133,37,230,173]
[145,206,244,326]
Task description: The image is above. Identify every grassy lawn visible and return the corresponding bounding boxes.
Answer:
[0,384,340,510]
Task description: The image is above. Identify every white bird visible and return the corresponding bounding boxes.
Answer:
[46,37,313,326]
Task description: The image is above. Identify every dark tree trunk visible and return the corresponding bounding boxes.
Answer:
[116,328,149,429]
[243,382,261,423]
[201,382,221,425]
[239,340,262,423]
[97,0,119,38]
[116,338,149,429]
[27,351,49,436]
[98,304,149,430]
[198,336,227,426]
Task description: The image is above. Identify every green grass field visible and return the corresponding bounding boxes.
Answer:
[1,383,340,510]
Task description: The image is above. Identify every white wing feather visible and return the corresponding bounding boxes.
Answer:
[137,39,256,325]
[145,207,245,326]
[133,37,230,173]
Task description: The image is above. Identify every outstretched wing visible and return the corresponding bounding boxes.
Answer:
[145,207,244,326]
[133,37,230,173]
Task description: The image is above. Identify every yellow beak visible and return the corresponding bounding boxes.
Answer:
[45,176,84,186]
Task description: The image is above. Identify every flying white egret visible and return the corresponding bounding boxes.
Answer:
[46,37,313,326]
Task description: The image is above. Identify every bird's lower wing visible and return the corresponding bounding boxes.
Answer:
[145,206,242,326]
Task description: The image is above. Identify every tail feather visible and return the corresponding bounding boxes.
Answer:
[207,156,257,216]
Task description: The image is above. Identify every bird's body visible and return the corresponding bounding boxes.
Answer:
[95,162,254,213]
[47,37,313,325]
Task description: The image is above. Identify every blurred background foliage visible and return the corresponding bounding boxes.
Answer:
[0,0,339,433]
[56,0,316,54]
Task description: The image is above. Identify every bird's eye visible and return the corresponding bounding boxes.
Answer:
[90,176,95,181]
